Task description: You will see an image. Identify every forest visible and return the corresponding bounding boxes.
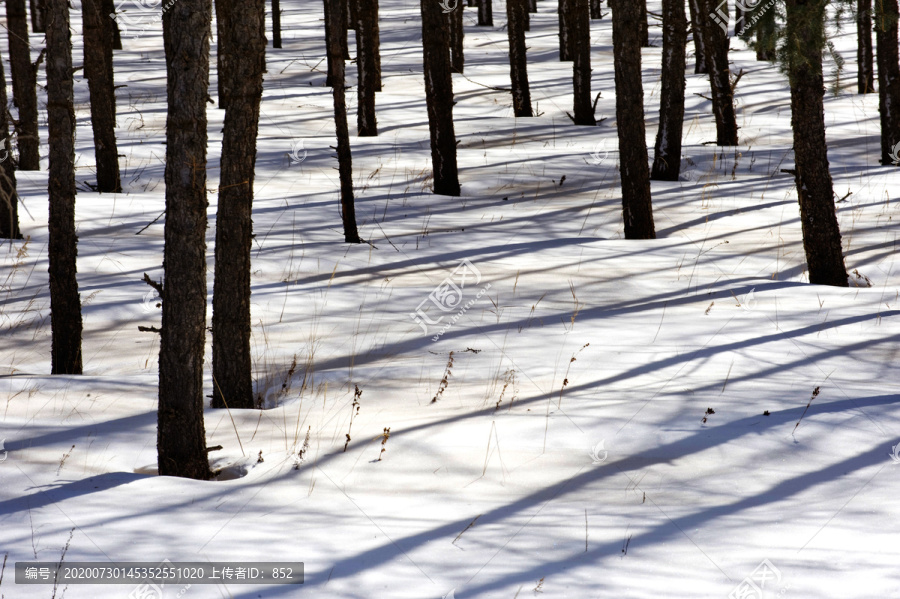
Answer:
[1,0,899,596]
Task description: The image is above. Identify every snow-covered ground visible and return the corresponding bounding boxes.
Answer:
[2,1,900,597]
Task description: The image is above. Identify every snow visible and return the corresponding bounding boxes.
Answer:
[2,1,900,597]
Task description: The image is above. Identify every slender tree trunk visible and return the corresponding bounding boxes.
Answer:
[103,0,122,49]
[421,0,460,196]
[325,0,351,85]
[44,0,83,374]
[572,0,594,124]
[478,0,493,25]
[687,0,707,73]
[507,0,533,116]
[0,49,21,240]
[272,0,282,47]
[449,1,465,73]
[215,0,228,106]
[754,2,776,60]
[6,0,40,171]
[858,0,874,92]
[696,0,737,145]
[559,0,573,60]
[159,0,213,479]
[347,0,357,29]
[590,0,602,19]
[373,0,382,90]
[611,0,654,238]
[211,0,266,410]
[640,0,649,46]
[81,0,121,192]
[651,0,686,180]
[785,0,848,286]
[355,0,378,134]
[530,0,538,12]
[876,0,900,163]
[29,0,45,32]
[325,0,361,241]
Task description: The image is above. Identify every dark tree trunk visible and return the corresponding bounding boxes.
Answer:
[29,0,45,32]
[347,0,357,29]
[6,0,40,171]
[507,0,533,116]
[102,0,122,50]
[325,0,361,242]
[44,0,83,374]
[754,2,776,60]
[858,0,874,92]
[610,0,654,239]
[373,0,382,90]
[558,0,573,60]
[159,0,213,479]
[734,4,744,36]
[478,0,493,25]
[687,0,707,73]
[271,0,282,47]
[530,0,538,12]
[590,0,602,19]
[876,0,900,163]
[449,1,465,73]
[571,0,594,124]
[421,0,460,196]
[81,0,121,192]
[215,0,228,106]
[324,0,351,85]
[355,0,378,134]
[639,0,649,46]
[0,48,21,240]
[211,0,266,410]
[696,0,737,145]
[651,0,686,180]
[785,0,848,286]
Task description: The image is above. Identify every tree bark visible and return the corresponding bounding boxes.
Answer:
[640,0,649,46]
[272,0,282,48]
[651,0,686,180]
[571,0,594,124]
[507,0,533,116]
[610,0,654,239]
[449,1,465,73]
[44,0,83,374]
[0,47,21,240]
[558,0,573,60]
[876,0,900,163]
[215,0,229,106]
[355,0,379,134]
[6,0,40,171]
[785,0,848,286]
[325,0,351,85]
[696,0,737,145]
[687,0,707,73]
[81,0,121,192]
[102,0,122,49]
[478,0,493,26]
[754,2,776,61]
[211,0,266,410]
[590,0,602,19]
[29,0,45,32]
[421,0,460,196]
[159,0,213,479]
[858,0,874,92]
[326,0,361,242]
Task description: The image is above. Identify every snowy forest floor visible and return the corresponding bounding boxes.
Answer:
[2,1,900,597]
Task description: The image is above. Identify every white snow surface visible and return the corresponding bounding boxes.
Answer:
[2,1,900,598]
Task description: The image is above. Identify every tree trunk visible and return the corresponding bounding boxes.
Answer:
[6,0,40,171]
[81,0,121,192]
[159,0,213,479]
[272,0,282,48]
[696,0,737,145]
[347,0,357,29]
[785,0,848,286]
[102,0,122,49]
[651,0,686,180]
[590,0,602,19]
[355,0,378,134]
[611,0,654,239]
[507,0,533,116]
[215,0,228,106]
[640,0,649,46]
[687,0,707,73]
[372,0,382,90]
[858,0,874,92]
[754,2,776,60]
[324,0,351,85]
[449,1,465,73]
[876,0,900,163]
[326,0,361,242]
[0,48,22,240]
[29,0,45,32]
[211,0,266,410]
[421,0,461,196]
[44,0,83,374]
[530,0,538,12]
[558,0,573,60]
[571,0,594,124]
[478,0,493,25]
